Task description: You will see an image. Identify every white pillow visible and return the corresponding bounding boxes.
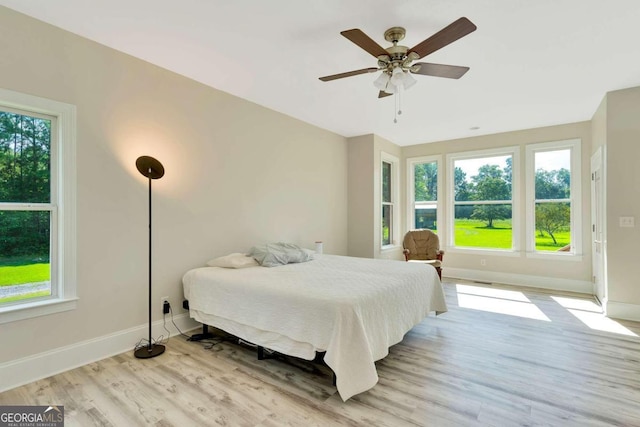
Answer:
[206,253,258,269]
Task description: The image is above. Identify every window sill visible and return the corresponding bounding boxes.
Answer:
[0,297,78,325]
[526,251,583,262]
[381,244,401,253]
[445,247,522,257]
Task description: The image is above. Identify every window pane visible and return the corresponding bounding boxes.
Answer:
[415,208,437,231]
[535,202,571,251]
[0,111,51,203]
[414,162,437,201]
[454,155,512,201]
[535,149,570,200]
[454,204,512,249]
[382,161,391,203]
[0,210,51,304]
[382,204,391,245]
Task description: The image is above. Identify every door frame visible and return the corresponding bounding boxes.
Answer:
[591,147,607,307]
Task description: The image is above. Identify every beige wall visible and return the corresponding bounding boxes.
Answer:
[347,135,375,258]
[603,87,640,308]
[403,122,593,284]
[347,134,403,260]
[0,7,348,363]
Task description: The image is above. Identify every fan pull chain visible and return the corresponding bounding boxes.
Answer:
[394,93,397,124]
[393,88,402,124]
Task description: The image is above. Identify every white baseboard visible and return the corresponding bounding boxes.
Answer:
[443,267,593,294]
[0,313,200,393]
[606,300,640,322]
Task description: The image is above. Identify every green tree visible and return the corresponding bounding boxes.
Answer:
[534,168,571,244]
[536,203,570,244]
[454,166,475,219]
[0,111,51,258]
[470,164,511,228]
[414,162,437,201]
[535,168,570,199]
[454,167,473,201]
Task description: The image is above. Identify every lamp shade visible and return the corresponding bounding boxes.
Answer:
[373,72,390,90]
[383,82,397,94]
[402,72,417,90]
[390,66,404,86]
[136,156,164,180]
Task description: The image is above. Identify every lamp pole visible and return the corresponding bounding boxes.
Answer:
[134,156,165,359]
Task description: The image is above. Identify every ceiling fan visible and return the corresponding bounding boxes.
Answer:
[319,17,477,98]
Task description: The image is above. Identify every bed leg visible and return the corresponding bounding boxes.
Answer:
[332,372,337,386]
[258,346,265,360]
[187,324,216,342]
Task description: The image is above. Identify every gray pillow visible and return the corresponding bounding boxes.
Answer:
[249,242,314,267]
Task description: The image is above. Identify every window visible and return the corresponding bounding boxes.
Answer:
[408,156,441,231]
[526,139,581,256]
[0,88,76,323]
[381,152,399,248]
[448,147,519,251]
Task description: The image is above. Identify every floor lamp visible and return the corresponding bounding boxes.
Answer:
[134,155,166,359]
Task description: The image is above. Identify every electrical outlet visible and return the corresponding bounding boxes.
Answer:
[480,259,487,266]
[160,296,169,306]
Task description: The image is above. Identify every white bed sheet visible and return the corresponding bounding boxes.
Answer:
[182,254,447,400]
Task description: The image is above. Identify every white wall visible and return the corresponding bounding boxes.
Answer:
[0,7,348,365]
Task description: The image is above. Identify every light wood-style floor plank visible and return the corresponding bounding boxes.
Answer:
[2,280,640,426]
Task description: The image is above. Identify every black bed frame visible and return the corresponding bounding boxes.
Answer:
[183,300,336,385]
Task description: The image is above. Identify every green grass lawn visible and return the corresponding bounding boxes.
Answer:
[535,231,570,251]
[0,290,50,304]
[455,219,513,249]
[0,263,50,286]
[454,219,570,251]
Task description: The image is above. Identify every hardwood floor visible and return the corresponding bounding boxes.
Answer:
[3,281,640,426]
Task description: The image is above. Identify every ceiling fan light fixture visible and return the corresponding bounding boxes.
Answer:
[389,66,404,86]
[373,72,390,90]
[402,72,417,90]
[384,81,397,94]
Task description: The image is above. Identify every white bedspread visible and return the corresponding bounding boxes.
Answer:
[182,254,447,400]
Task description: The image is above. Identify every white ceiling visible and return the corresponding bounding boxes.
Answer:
[2,0,640,146]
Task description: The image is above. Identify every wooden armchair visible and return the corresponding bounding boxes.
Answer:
[402,229,444,280]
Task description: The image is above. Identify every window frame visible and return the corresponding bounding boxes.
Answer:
[446,146,520,254]
[380,152,399,250]
[407,155,442,233]
[525,139,582,260]
[0,88,77,324]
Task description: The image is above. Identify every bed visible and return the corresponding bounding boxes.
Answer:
[182,253,447,401]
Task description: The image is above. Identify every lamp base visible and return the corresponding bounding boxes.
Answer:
[134,343,166,359]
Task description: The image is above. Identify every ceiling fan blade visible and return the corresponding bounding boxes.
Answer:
[319,67,378,82]
[409,17,477,59]
[340,29,388,58]
[378,90,393,98]
[411,62,470,79]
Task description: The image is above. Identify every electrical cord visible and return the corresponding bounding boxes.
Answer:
[133,335,166,351]
[168,305,192,339]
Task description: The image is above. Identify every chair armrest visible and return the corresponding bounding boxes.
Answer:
[436,250,444,261]
[402,248,410,262]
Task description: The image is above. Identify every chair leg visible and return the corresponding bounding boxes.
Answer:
[436,267,442,280]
